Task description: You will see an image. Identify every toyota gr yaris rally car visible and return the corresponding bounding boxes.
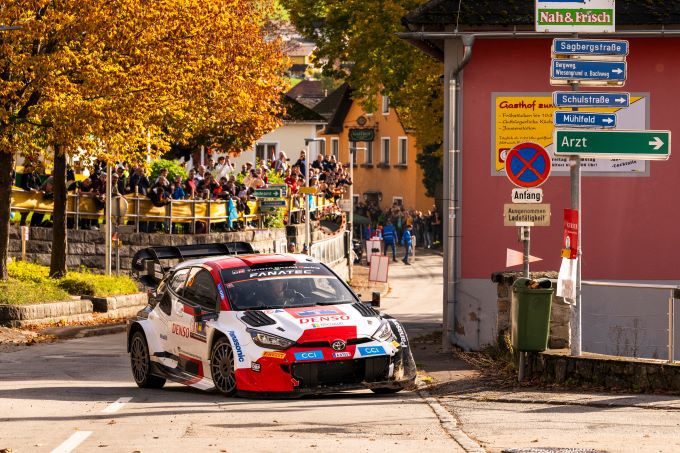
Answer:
[127,243,416,397]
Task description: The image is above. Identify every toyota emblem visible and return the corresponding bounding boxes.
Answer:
[331,340,346,351]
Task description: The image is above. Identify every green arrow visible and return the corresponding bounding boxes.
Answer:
[554,130,671,160]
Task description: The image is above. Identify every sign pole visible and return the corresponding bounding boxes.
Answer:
[570,34,582,357]
[348,144,354,280]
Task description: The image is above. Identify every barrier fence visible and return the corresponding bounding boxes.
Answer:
[10,188,336,234]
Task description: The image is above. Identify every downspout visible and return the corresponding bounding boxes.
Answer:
[443,34,474,352]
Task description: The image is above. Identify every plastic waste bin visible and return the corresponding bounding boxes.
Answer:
[511,277,554,352]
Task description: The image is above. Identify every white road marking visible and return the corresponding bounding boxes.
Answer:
[50,431,92,453]
[101,396,133,414]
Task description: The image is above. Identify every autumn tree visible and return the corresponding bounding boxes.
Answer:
[0,0,287,278]
[281,0,444,196]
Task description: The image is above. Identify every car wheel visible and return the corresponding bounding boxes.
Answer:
[130,331,166,389]
[370,387,403,394]
[211,337,237,396]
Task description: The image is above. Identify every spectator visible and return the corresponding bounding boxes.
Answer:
[293,150,307,178]
[171,175,186,200]
[382,220,397,261]
[18,163,43,227]
[128,166,150,195]
[244,168,265,189]
[274,151,288,175]
[401,224,413,265]
[311,154,324,171]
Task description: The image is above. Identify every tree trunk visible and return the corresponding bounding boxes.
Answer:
[0,152,14,280]
[50,147,68,278]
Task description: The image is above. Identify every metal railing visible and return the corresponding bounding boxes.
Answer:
[582,280,678,363]
[310,231,347,267]
[9,188,336,234]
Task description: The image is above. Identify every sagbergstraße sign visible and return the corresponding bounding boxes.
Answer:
[536,0,615,33]
[504,203,551,227]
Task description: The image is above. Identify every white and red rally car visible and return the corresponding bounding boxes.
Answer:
[127,243,416,397]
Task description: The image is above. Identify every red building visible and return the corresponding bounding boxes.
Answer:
[402,0,680,357]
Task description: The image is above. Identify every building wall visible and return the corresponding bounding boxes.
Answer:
[320,98,434,212]
[231,123,321,171]
[448,37,680,355]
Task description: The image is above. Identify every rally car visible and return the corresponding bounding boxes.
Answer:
[127,243,416,397]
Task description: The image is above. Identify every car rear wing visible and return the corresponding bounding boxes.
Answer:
[132,242,256,286]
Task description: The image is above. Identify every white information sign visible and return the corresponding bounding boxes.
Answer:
[369,255,389,283]
[536,0,615,33]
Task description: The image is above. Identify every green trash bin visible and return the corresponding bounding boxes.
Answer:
[511,277,554,352]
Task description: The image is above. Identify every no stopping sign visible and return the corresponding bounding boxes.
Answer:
[505,142,551,188]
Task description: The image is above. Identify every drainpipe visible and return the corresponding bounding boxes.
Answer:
[443,34,474,353]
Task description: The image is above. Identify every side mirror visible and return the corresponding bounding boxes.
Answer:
[363,291,380,308]
[193,306,203,320]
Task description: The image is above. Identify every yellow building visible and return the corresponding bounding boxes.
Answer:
[313,84,433,212]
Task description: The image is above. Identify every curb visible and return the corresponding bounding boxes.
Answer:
[419,389,485,452]
[40,323,127,339]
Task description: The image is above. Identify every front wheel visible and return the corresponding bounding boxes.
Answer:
[211,337,237,396]
[130,331,166,389]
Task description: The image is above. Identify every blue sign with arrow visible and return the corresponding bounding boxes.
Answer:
[552,92,630,108]
[554,111,617,128]
[552,39,629,56]
[551,60,626,84]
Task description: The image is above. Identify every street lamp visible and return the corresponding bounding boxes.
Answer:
[304,138,324,254]
[348,144,365,280]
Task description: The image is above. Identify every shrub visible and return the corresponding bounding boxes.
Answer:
[149,159,188,183]
[0,280,70,305]
[58,273,139,297]
[8,260,51,284]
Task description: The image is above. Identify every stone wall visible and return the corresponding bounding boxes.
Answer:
[526,351,680,393]
[8,226,287,273]
[491,272,570,349]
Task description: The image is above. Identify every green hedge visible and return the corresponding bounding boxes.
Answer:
[0,280,70,305]
[2,260,140,304]
[58,273,139,297]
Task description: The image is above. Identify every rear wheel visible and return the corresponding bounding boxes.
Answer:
[130,331,166,389]
[211,337,237,396]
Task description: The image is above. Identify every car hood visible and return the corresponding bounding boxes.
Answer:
[242,304,382,340]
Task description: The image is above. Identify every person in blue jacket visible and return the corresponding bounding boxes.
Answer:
[382,220,398,262]
[401,224,413,265]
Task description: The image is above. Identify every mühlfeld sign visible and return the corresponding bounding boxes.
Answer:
[536,0,615,33]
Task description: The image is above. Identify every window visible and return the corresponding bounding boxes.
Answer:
[398,137,407,165]
[393,197,403,206]
[381,138,390,164]
[183,268,219,310]
[169,268,191,296]
[381,96,390,115]
[350,143,357,165]
[255,143,277,163]
[331,138,339,160]
[353,194,359,205]
[318,139,326,157]
[365,141,373,164]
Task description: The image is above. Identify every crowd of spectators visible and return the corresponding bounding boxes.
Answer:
[355,200,442,250]
[12,149,352,232]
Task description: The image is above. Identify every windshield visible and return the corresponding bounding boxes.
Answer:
[220,263,358,311]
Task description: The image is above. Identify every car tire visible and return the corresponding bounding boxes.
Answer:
[370,387,403,394]
[210,337,237,396]
[130,331,166,389]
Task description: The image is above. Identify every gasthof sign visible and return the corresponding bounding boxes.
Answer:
[504,203,551,227]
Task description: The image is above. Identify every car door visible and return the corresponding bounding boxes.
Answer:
[148,267,190,362]
[173,266,220,376]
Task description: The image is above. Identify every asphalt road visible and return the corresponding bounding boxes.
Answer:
[0,252,462,453]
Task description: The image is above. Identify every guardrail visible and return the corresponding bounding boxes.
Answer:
[310,231,348,267]
[582,280,678,363]
[10,188,336,234]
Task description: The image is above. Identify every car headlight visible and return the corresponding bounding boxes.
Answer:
[248,330,295,350]
[372,321,395,342]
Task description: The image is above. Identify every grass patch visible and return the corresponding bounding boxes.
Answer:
[2,260,140,303]
[0,280,70,305]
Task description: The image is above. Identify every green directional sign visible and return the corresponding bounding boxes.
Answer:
[554,130,671,160]
[253,188,282,198]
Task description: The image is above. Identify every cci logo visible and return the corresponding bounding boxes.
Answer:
[294,350,324,361]
[358,346,386,357]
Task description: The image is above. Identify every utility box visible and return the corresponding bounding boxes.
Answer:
[511,278,554,352]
